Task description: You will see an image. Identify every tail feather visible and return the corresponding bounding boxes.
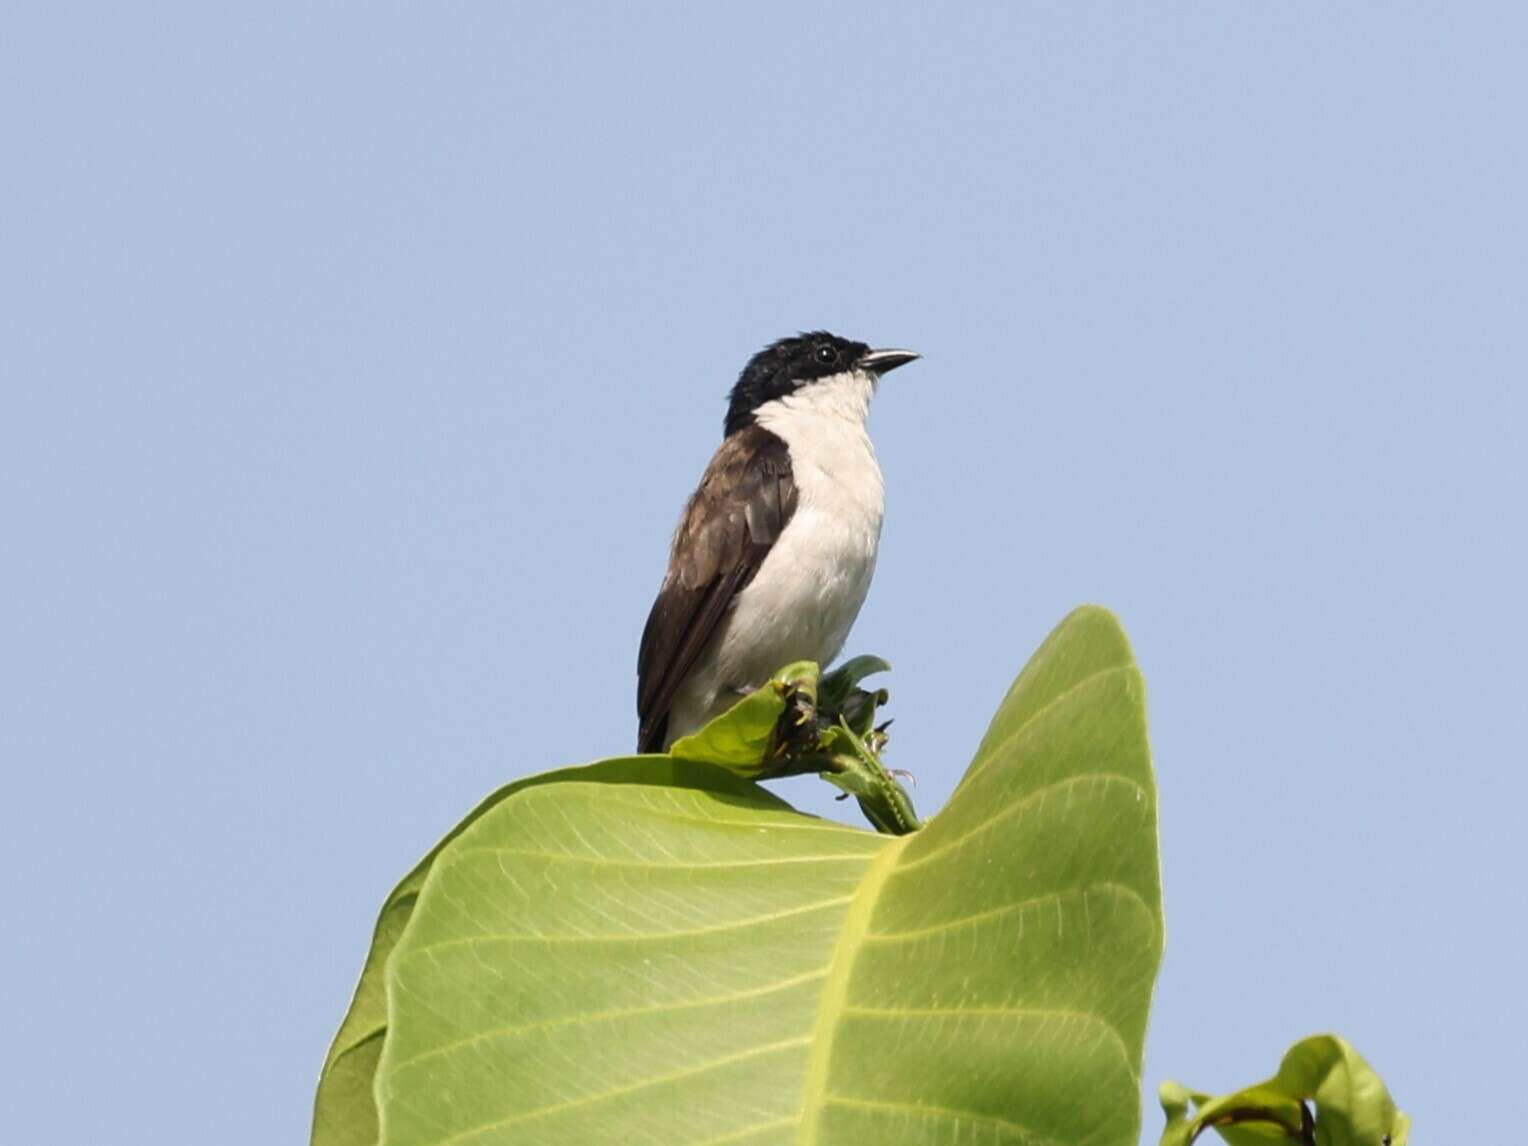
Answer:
[637,712,669,755]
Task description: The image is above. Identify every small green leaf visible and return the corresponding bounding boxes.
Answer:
[1281,1036,1410,1146]
[668,660,821,774]
[1158,1034,1408,1146]
[668,687,787,773]
[818,655,892,710]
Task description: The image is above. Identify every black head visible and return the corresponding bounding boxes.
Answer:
[723,331,918,435]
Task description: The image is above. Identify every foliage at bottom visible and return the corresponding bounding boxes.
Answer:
[314,606,1165,1145]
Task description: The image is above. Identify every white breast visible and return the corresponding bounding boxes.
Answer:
[666,371,885,744]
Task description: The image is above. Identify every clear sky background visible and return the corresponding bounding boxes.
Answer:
[4,4,1524,1143]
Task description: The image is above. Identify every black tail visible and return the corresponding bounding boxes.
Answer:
[637,712,669,755]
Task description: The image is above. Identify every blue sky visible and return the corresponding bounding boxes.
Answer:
[3,4,1523,1142]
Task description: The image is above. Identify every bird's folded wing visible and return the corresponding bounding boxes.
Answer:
[636,425,797,752]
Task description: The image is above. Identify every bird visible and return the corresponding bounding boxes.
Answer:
[637,331,919,753]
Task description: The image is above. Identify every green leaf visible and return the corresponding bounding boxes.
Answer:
[314,605,1163,1145]
[311,769,622,1145]
[818,655,892,711]
[668,660,821,775]
[1157,1035,1409,1146]
[667,657,916,834]
[1279,1036,1409,1146]
[668,686,788,774]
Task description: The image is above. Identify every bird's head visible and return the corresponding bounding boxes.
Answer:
[724,331,919,436]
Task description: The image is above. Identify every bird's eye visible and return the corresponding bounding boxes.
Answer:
[814,345,838,366]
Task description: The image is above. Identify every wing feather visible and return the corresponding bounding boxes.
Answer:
[636,426,797,752]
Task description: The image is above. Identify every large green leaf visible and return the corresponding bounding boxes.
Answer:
[313,605,1163,1145]
[312,771,607,1146]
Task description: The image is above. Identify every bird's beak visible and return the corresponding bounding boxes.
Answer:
[858,348,921,375]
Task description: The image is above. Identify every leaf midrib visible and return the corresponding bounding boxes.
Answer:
[795,834,910,1145]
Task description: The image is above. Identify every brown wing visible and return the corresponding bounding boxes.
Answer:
[637,425,797,752]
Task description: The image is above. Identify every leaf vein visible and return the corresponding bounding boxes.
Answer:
[399,894,854,958]
[688,1116,797,1145]
[962,664,1136,786]
[896,772,1148,873]
[824,1094,1061,1143]
[842,1004,1136,1078]
[453,846,877,870]
[386,968,828,1074]
[415,1037,810,1146]
[863,881,1154,944]
[503,783,864,839]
